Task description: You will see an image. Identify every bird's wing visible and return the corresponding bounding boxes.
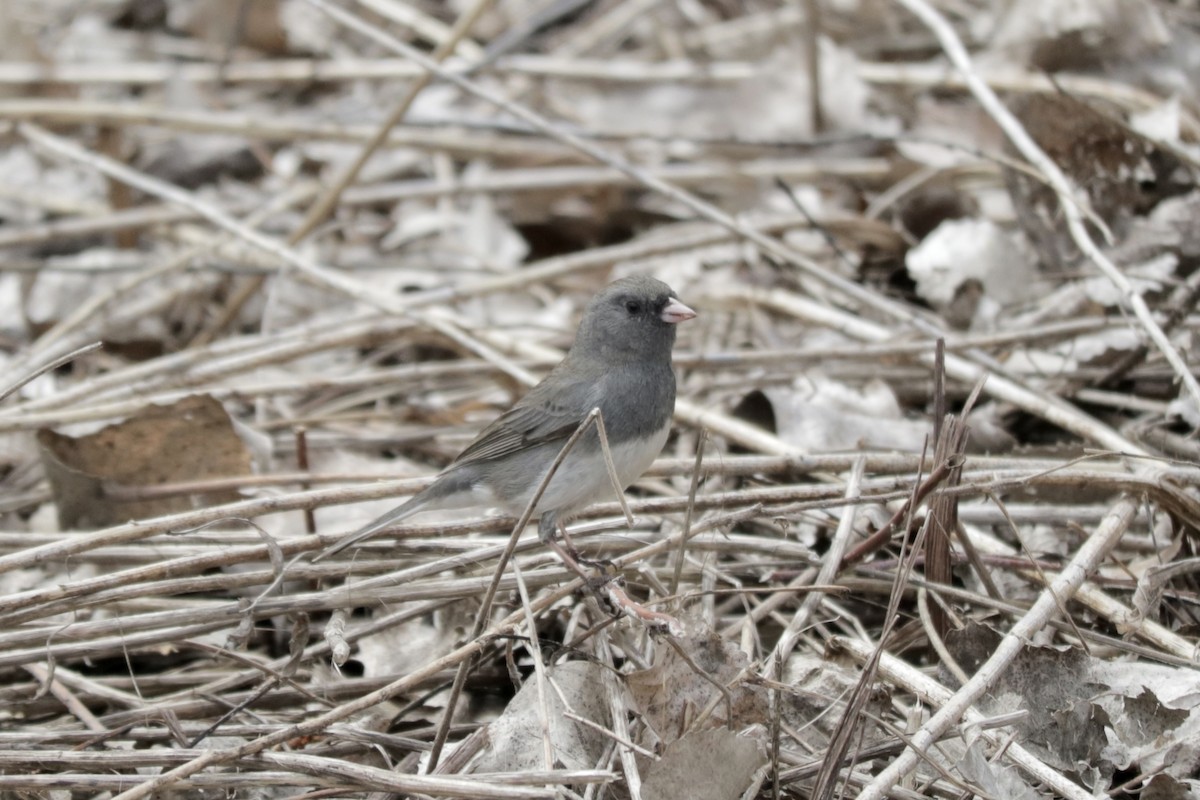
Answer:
[451,367,602,467]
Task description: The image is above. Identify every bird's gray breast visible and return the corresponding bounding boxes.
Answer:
[594,360,676,443]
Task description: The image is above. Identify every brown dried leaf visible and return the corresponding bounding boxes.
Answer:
[37,394,251,529]
[784,651,889,753]
[640,727,768,800]
[947,621,1106,771]
[1005,93,1190,271]
[626,632,768,745]
[175,0,287,53]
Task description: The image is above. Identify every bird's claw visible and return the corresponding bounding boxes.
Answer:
[576,553,616,571]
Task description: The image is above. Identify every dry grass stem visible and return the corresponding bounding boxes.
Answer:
[2,1,1196,797]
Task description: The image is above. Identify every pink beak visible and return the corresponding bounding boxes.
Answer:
[661,297,697,324]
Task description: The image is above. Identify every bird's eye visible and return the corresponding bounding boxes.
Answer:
[624,300,641,314]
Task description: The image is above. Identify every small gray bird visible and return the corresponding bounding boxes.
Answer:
[320,275,696,559]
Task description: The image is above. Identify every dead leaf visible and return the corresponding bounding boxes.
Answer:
[627,632,768,745]
[947,621,1107,772]
[757,373,928,453]
[470,660,613,773]
[37,394,252,529]
[950,620,1200,792]
[1005,93,1190,271]
[905,218,1038,312]
[957,739,1041,800]
[173,0,288,53]
[640,727,768,800]
[783,651,888,753]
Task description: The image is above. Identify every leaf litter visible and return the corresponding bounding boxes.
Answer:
[0,0,1199,798]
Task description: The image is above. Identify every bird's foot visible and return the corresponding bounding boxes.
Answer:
[576,553,616,571]
[540,516,612,569]
[545,545,681,635]
[544,537,594,583]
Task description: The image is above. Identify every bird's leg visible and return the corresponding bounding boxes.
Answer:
[539,513,614,573]
[540,513,587,564]
[543,536,595,583]
[539,515,678,634]
[555,518,582,556]
[536,513,558,543]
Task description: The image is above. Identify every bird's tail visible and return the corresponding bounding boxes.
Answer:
[314,470,473,561]
[314,494,428,561]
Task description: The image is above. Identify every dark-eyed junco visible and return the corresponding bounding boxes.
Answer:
[319,275,696,559]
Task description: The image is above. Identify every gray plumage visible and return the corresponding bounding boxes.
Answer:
[318,275,695,559]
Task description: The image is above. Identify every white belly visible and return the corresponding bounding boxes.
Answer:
[519,421,671,518]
